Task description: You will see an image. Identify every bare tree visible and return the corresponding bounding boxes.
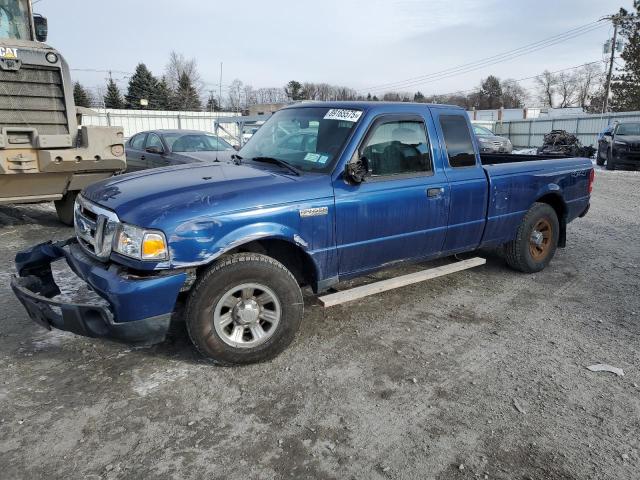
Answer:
[501,79,528,108]
[227,78,243,112]
[301,82,318,100]
[165,51,203,95]
[315,83,332,101]
[556,72,579,108]
[535,70,557,107]
[574,64,603,109]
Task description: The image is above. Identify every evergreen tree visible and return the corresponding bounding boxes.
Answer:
[73,81,92,108]
[103,78,124,109]
[611,4,640,111]
[206,92,220,112]
[477,75,503,109]
[154,76,174,110]
[284,80,304,101]
[172,72,201,111]
[125,63,158,109]
[413,91,426,102]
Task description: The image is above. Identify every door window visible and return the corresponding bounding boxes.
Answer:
[361,120,432,176]
[439,115,476,168]
[129,133,146,150]
[145,133,163,150]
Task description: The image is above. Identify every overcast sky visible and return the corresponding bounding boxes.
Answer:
[34,0,631,98]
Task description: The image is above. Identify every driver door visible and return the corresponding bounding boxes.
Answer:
[333,114,450,276]
[144,133,169,169]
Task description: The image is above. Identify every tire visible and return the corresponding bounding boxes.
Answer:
[596,146,605,166]
[54,190,79,226]
[605,149,615,170]
[503,202,559,273]
[185,253,304,365]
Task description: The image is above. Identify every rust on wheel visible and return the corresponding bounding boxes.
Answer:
[529,218,552,261]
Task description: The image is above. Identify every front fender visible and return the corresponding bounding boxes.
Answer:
[169,220,312,267]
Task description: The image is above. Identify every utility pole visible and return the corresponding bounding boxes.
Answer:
[219,62,223,113]
[603,14,620,113]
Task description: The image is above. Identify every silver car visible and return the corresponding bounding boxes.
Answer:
[473,125,513,153]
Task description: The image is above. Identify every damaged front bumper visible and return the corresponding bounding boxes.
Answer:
[10,238,187,345]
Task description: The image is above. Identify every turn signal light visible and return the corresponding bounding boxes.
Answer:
[588,168,595,193]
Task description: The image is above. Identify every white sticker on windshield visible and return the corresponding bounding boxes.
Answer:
[323,109,362,122]
[304,153,321,162]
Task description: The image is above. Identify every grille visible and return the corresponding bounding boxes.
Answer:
[74,196,119,260]
[630,143,640,152]
[0,64,69,135]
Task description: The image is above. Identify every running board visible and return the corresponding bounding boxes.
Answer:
[319,257,486,307]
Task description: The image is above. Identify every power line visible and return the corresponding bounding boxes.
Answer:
[424,60,606,100]
[361,21,607,93]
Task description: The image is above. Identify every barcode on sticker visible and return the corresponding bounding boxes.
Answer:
[324,109,362,122]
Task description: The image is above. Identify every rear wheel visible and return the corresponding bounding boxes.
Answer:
[54,190,78,226]
[185,253,304,365]
[504,202,559,273]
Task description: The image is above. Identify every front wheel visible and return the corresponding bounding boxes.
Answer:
[54,190,79,226]
[596,146,605,166]
[503,203,559,273]
[185,253,304,365]
[605,149,615,170]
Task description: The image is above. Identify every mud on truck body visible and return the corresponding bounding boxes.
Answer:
[0,0,125,224]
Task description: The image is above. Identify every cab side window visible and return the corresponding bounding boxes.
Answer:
[439,115,476,168]
[129,133,146,150]
[362,120,432,177]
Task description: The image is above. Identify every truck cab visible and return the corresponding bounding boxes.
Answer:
[0,0,126,224]
[11,102,594,365]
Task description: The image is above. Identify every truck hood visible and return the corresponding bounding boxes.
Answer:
[82,162,325,229]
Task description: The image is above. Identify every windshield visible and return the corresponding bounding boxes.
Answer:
[0,0,31,40]
[164,133,232,152]
[473,125,494,136]
[616,123,640,136]
[239,106,362,173]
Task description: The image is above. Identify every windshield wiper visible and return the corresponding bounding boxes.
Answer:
[231,153,243,165]
[250,156,301,176]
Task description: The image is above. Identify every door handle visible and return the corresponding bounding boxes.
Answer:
[426,187,445,198]
[140,155,146,160]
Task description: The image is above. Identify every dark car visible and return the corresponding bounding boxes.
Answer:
[597,122,640,170]
[472,124,513,153]
[596,125,614,166]
[125,130,234,172]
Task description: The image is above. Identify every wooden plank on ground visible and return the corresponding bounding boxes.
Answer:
[319,257,486,307]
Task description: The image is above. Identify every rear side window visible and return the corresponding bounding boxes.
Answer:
[129,133,145,150]
[439,115,476,168]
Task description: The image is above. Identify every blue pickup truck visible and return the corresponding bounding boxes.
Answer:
[11,102,594,365]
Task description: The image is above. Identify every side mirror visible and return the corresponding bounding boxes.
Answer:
[345,155,370,184]
[33,15,48,42]
[603,131,613,137]
[145,146,164,154]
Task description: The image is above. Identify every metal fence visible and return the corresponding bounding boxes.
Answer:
[493,111,640,148]
[81,108,241,141]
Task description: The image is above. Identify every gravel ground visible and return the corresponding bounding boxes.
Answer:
[0,167,639,480]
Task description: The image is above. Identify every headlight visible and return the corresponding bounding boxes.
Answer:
[114,223,168,261]
[479,138,491,144]
[614,140,628,147]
